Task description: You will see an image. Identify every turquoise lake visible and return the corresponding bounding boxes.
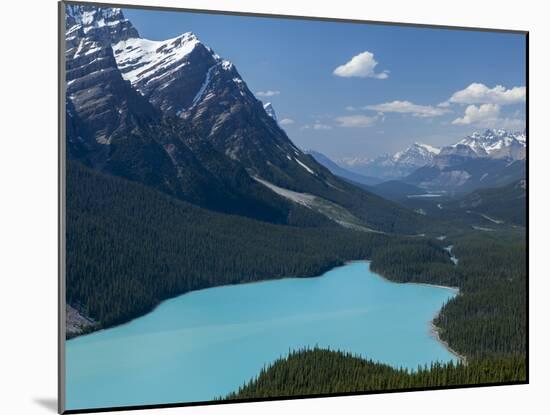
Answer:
[66,261,458,410]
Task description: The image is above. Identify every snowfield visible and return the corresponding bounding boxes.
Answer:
[113,33,200,85]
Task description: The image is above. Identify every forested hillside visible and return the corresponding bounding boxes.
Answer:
[225,224,527,399]
[451,180,527,226]
[68,161,526,364]
[227,348,526,399]
[370,229,526,358]
[67,161,444,331]
[63,5,527,405]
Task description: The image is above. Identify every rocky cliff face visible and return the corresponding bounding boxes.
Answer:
[65,4,158,162]
[113,33,217,117]
[114,29,322,190]
[65,5,321,186]
[64,5,424,234]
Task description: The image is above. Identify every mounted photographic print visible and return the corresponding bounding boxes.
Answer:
[59,1,528,413]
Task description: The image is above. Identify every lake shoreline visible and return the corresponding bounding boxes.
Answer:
[66,260,345,341]
[355,261,464,364]
[67,260,464,408]
[68,258,461,357]
[430,313,468,365]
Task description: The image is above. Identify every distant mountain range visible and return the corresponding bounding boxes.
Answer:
[65,5,424,234]
[315,129,526,193]
[340,142,441,180]
[306,150,383,186]
[404,157,525,193]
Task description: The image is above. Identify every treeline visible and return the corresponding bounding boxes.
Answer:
[369,229,526,358]
[434,232,526,358]
[226,348,526,400]
[67,161,526,369]
[67,161,433,330]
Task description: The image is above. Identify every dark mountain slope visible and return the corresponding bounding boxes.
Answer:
[405,158,525,193]
[64,6,331,224]
[448,180,526,226]
[66,161,391,330]
[65,5,430,234]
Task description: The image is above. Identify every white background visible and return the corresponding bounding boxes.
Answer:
[0,0,546,413]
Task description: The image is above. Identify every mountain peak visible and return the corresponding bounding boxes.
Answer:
[455,129,525,154]
[221,60,234,71]
[66,5,126,30]
[172,31,200,45]
[66,4,139,43]
[392,142,440,165]
[66,4,124,22]
[412,142,441,155]
[113,33,203,84]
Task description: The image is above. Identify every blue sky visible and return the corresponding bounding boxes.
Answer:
[125,7,526,160]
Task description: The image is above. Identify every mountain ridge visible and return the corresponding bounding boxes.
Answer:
[65,4,426,234]
[339,129,526,181]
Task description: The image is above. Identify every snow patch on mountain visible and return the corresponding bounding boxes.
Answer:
[67,5,125,28]
[416,143,441,155]
[65,5,139,45]
[221,60,233,71]
[295,158,316,175]
[263,102,277,121]
[190,66,215,107]
[113,33,200,85]
[452,129,525,157]
[392,142,441,164]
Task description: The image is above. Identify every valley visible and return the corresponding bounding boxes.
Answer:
[63,4,527,409]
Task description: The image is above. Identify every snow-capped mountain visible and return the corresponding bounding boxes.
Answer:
[434,129,526,168]
[113,34,228,118]
[65,5,422,233]
[339,129,526,181]
[453,129,525,155]
[393,142,441,166]
[66,5,138,43]
[340,142,441,179]
[65,5,316,177]
[451,129,525,160]
[405,129,526,192]
[65,4,159,151]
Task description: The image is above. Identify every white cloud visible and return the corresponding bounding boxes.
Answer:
[365,100,450,118]
[333,51,389,79]
[452,104,500,125]
[335,114,380,128]
[256,90,280,97]
[302,121,332,130]
[279,118,295,125]
[452,103,524,130]
[448,83,526,105]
